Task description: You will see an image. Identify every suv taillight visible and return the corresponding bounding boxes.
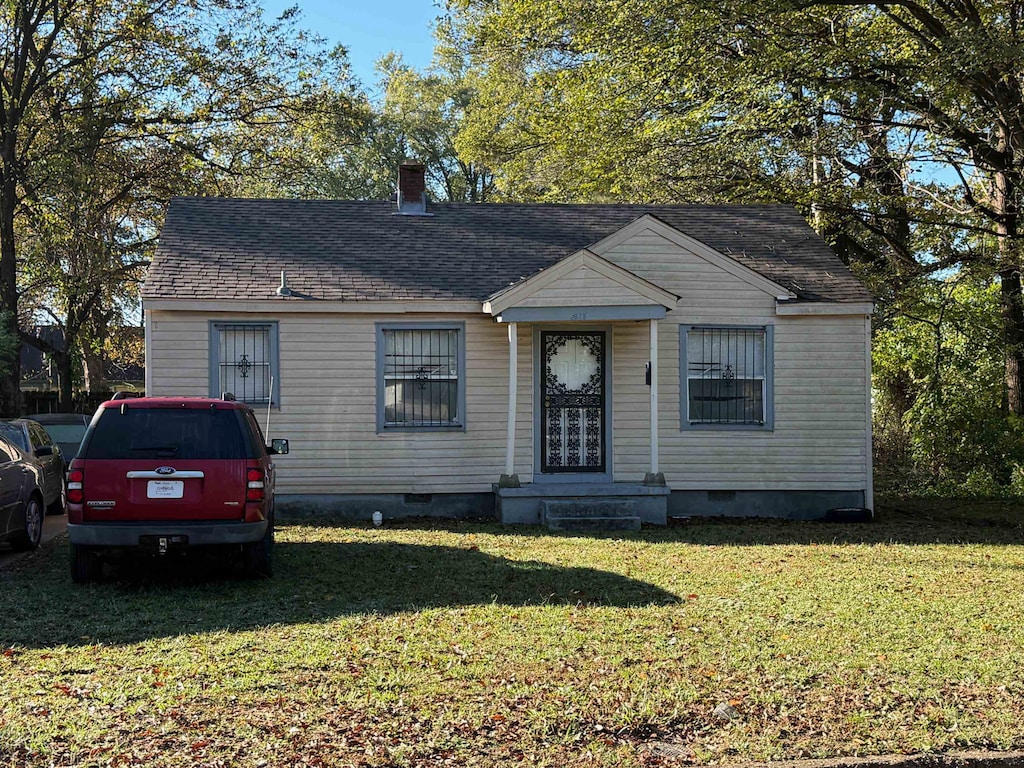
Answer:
[246,468,265,502]
[68,469,84,504]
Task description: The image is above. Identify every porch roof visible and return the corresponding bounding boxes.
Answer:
[483,248,678,322]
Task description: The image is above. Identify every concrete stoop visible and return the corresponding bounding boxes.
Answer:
[493,482,670,526]
[542,499,641,532]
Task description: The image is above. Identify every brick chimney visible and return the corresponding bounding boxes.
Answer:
[397,161,428,215]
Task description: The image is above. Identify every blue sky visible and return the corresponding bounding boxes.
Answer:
[259,0,444,90]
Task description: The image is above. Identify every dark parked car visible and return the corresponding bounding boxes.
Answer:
[24,412,91,465]
[0,435,45,551]
[0,419,65,515]
[66,396,289,583]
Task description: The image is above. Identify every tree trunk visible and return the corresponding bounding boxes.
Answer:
[0,175,21,418]
[81,342,106,392]
[54,349,74,412]
[81,304,109,392]
[992,141,1024,414]
[1000,266,1024,414]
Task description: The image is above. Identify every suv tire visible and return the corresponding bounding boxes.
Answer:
[243,519,273,578]
[70,543,100,584]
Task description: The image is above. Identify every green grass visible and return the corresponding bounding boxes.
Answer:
[2,503,1023,766]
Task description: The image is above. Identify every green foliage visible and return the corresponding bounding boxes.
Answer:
[313,51,495,202]
[872,274,1024,496]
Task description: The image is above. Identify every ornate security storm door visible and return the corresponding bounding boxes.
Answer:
[540,331,606,473]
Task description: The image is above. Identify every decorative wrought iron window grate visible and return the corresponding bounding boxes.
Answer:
[217,324,272,404]
[383,328,460,427]
[686,327,766,424]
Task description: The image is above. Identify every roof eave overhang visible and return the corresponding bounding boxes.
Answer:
[775,300,874,316]
[144,299,485,314]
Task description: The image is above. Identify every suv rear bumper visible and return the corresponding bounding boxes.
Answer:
[68,520,268,547]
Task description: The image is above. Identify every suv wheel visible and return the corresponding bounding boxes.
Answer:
[243,520,273,578]
[11,495,43,551]
[70,543,100,584]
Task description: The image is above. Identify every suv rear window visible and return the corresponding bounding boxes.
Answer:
[81,407,256,460]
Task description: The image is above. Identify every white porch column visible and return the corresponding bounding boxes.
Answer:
[649,317,659,475]
[504,322,518,478]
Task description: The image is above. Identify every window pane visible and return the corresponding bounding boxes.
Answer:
[218,325,271,403]
[382,328,460,426]
[687,328,764,378]
[688,379,764,423]
[687,328,766,425]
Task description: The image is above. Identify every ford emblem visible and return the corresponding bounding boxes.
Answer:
[155,466,176,475]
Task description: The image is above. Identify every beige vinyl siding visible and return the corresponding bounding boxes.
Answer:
[515,265,660,308]
[604,229,867,490]
[148,311,529,495]
[148,222,868,498]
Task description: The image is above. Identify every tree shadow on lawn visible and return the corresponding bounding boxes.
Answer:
[0,539,680,649]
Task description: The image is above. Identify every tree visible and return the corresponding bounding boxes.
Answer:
[316,51,494,203]
[2,0,354,411]
[447,0,1024,413]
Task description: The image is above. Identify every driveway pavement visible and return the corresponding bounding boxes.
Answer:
[0,512,67,570]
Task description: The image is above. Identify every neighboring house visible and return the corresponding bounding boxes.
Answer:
[142,163,874,525]
[21,326,145,391]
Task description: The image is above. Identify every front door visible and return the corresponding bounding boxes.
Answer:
[541,331,606,473]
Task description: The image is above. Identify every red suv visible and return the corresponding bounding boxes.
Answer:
[66,396,288,582]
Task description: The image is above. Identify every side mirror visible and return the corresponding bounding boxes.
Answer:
[35,446,54,457]
[270,438,289,455]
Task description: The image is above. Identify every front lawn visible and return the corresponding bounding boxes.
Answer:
[2,505,1023,766]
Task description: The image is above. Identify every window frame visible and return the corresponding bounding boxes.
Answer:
[679,324,774,431]
[375,321,466,433]
[208,321,281,407]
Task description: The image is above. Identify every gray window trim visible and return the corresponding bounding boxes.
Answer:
[376,321,467,434]
[208,321,281,407]
[679,324,774,431]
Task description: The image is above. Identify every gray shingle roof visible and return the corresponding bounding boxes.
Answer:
[143,198,872,304]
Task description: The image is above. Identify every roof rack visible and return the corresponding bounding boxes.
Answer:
[110,391,140,401]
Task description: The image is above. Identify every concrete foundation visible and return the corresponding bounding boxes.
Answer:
[667,489,868,521]
[276,493,495,521]
[275,488,868,525]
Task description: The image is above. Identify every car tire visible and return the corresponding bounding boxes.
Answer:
[10,494,43,551]
[243,520,273,578]
[47,478,66,516]
[70,543,100,584]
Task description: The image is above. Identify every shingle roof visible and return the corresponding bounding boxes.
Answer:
[143,198,872,304]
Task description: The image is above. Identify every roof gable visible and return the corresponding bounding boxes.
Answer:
[589,215,796,300]
[484,249,678,316]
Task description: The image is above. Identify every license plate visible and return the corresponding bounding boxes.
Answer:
[147,480,184,499]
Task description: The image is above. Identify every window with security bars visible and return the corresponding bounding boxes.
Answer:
[213,323,275,405]
[381,327,461,428]
[685,326,768,426]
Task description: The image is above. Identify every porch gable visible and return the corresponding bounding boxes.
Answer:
[483,248,678,320]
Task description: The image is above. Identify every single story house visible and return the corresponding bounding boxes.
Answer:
[142,163,874,526]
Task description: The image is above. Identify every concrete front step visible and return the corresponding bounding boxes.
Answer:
[541,499,637,519]
[542,499,641,531]
[494,482,669,526]
[546,515,642,532]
